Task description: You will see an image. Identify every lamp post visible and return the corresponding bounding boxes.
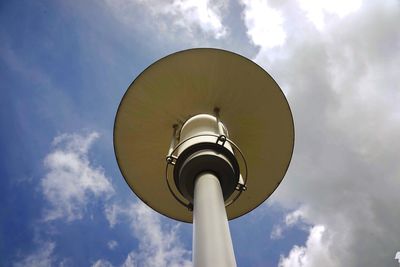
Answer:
[114,48,294,266]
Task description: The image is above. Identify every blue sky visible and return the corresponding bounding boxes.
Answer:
[1,0,400,266]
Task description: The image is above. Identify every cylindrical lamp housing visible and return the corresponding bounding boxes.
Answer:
[173,114,240,203]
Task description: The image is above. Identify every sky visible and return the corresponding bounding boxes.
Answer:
[1,0,400,266]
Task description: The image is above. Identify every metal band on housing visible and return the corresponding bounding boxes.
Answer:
[165,133,248,211]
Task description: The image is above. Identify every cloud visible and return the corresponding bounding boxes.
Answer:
[92,259,114,267]
[13,242,56,267]
[270,224,284,240]
[239,0,400,266]
[298,0,362,30]
[103,0,228,40]
[104,200,125,228]
[278,225,336,267]
[37,131,190,267]
[41,132,114,221]
[101,201,191,267]
[245,1,400,266]
[107,240,118,250]
[271,209,308,240]
[240,0,286,49]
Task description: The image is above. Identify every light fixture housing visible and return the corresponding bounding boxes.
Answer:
[113,48,294,223]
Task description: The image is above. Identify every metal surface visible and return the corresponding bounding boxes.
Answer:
[114,48,294,223]
[173,114,239,203]
[193,172,236,267]
[165,133,248,211]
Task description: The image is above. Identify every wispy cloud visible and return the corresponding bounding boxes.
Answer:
[36,131,190,267]
[271,208,308,240]
[107,240,118,250]
[41,132,114,221]
[100,201,191,267]
[13,241,56,267]
[92,259,114,267]
[103,0,228,40]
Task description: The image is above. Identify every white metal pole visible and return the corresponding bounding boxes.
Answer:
[193,172,237,267]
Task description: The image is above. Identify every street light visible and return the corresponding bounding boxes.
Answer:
[114,48,294,266]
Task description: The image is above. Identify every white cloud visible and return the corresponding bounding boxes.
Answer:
[250,1,400,266]
[270,224,284,240]
[104,0,228,40]
[92,259,114,267]
[298,0,362,30]
[279,225,336,267]
[100,201,191,267]
[285,209,305,226]
[13,242,56,267]
[395,251,400,262]
[39,132,190,266]
[240,0,286,49]
[169,0,228,39]
[271,208,308,239]
[104,201,124,228]
[41,132,114,221]
[107,240,118,250]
